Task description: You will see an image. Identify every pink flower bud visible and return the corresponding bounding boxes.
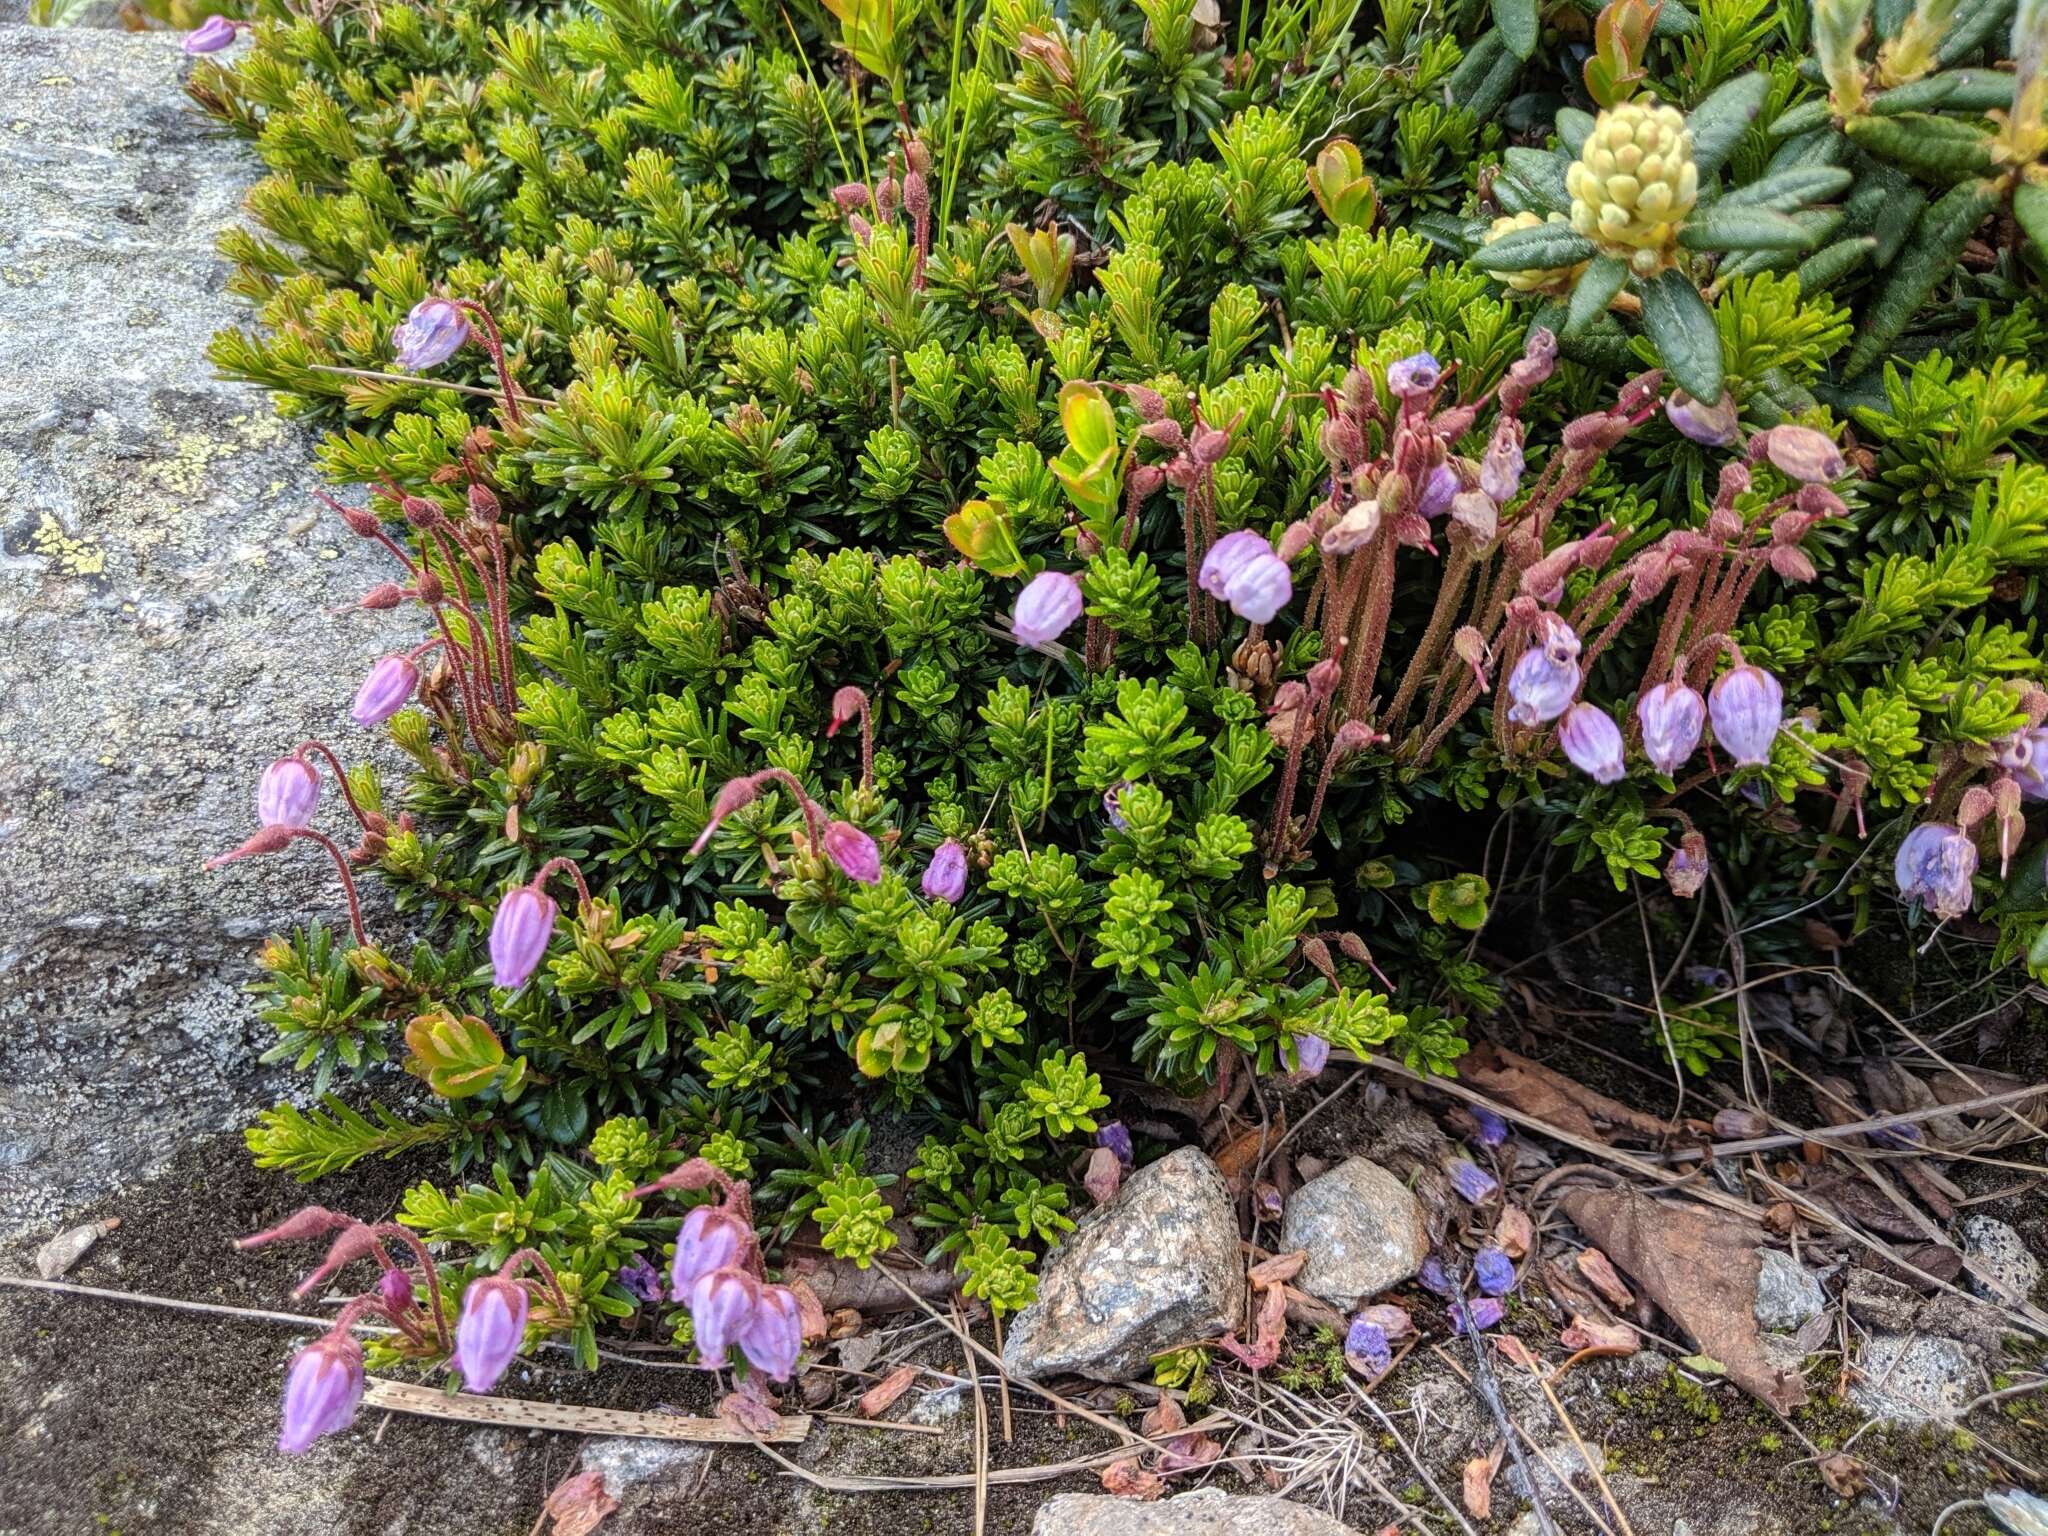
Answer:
[826,686,867,738]
[1011,570,1083,647]
[454,1276,529,1393]
[822,820,883,885]
[489,883,558,990]
[358,582,406,611]
[1708,664,1783,767]
[1663,389,1739,446]
[378,1267,415,1313]
[351,655,418,726]
[277,1330,364,1453]
[691,774,761,855]
[922,838,968,903]
[257,756,320,829]
[1636,681,1705,775]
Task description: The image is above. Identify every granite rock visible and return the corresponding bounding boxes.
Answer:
[1033,1490,1363,1534]
[1001,1147,1244,1382]
[1280,1156,1430,1309]
[0,21,406,1238]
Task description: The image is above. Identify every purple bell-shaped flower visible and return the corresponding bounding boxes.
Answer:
[277,1331,364,1454]
[1011,570,1084,648]
[257,756,320,829]
[453,1276,530,1393]
[489,883,559,990]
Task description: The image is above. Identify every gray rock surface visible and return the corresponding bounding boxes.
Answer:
[1850,1333,1977,1424]
[1960,1214,2041,1305]
[0,21,404,1238]
[1752,1249,1826,1332]
[1033,1489,1363,1534]
[1280,1156,1430,1309]
[1002,1147,1245,1382]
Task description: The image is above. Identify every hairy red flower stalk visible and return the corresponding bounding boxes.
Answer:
[417,522,502,709]
[1340,537,1400,723]
[497,1247,573,1319]
[1289,721,1379,869]
[368,1222,451,1352]
[1385,539,1477,732]
[208,826,371,945]
[292,741,381,836]
[532,855,594,911]
[316,490,418,574]
[750,767,829,849]
[1643,557,1704,691]
[1264,683,1314,871]
[451,299,525,429]
[427,603,500,764]
[826,686,875,790]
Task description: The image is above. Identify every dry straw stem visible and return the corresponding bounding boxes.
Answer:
[359,1377,810,1442]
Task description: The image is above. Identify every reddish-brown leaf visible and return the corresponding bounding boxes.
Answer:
[1462,1444,1504,1520]
[1248,1249,1309,1289]
[787,1276,829,1343]
[1084,1146,1123,1206]
[1576,1248,1636,1309]
[855,1364,920,1419]
[1100,1457,1166,1501]
[1559,1315,1638,1356]
[1495,1204,1535,1260]
[543,1470,618,1536]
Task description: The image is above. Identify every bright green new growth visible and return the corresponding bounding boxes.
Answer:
[187,0,2045,1346]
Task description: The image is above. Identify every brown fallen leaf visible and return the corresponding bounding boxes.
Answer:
[543,1469,618,1536]
[1101,1456,1166,1500]
[1462,1444,1505,1520]
[1248,1249,1309,1288]
[1214,1115,1285,1192]
[787,1254,955,1314]
[1576,1248,1636,1309]
[1495,1204,1535,1261]
[1084,1146,1122,1206]
[1563,1187,1807,1414]
[1218,1272,1289,1370]
[1143,1396,1223,1473]
[787,1276,829,1343]
[1559,1315,1638,1356]
[855,1364,920,1419]
[1462,1043,1698,1144]
[826,1307,864,1340]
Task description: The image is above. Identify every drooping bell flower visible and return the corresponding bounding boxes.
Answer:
[922,839,968,903]
[1386,352,1441,401]
[1344,1316,1392,1377]
[2011,729,2048,800]
[1560,703,1626,785]
[377,1268,415,1313]
[1294,1033,1331,1077]
[1480,423,1524,505]
[1665,831,1710,899]
[1894,822,1979,920]
[1473,1246,1516,1297]
[277,1330,364,1454]
[182,14,238,53]
[350,655,418,726]
[392,297,470,372]
[1417,1254,1455,1298]
[1708,663,1783,767]
[1095,1120,1134,1168]
[821,820,883,885]
[257,756,320,829]
[489,883,558,989]
[1758,424,1846,484]
[1198,529,1292,624]
[1452,1297,1506,1333]
[738,1284,804,1381]
[1664,390,1739,447]
[1637,681,1706,775]
[454,1276,530,1393]
[1447,1159,1499,1205]
[690,774,762,854]
[671,1204,751,1295]
[1505,646,1580,726]
[690,1267,761,1366]
[1102,781,1132,831]
[1470,1106,1510,1147]
[617,1254,663,1305]
[1011,570,1084,648]
[1418,464,1460,520]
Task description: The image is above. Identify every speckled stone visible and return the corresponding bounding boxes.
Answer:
[0,21,406,1237]
[1960,1214,2041,1305]
[1849,1333,1976,1424]
[1280,1156,1430,1308]
[1001,1147,1244,1382]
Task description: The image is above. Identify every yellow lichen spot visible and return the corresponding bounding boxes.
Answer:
[29,512,106,577]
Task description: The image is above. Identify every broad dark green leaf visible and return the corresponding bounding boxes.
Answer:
[1566,256,1629,334]
[1471,221,1597,272]
[1686,73,1770,181]
[1639,268,1724,401]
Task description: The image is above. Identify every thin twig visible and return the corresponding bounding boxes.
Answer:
[307,363,549,406]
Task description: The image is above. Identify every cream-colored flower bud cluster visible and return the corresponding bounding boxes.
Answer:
[1565,97,1698,274]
